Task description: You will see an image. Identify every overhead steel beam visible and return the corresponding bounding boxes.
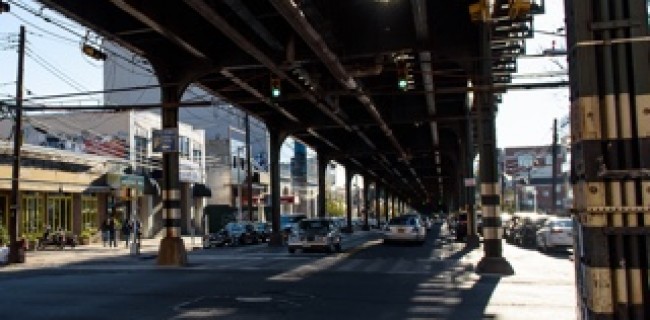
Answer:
[109,0,207,59]
[183,0,352,134]
[269,0,409,162]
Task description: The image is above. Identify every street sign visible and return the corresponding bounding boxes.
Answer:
[152,128,178,152]
[464,178,476,187]
[120,174,145,191]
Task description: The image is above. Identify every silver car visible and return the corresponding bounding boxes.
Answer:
[383,214,427,244]
[536,217,574,252]
[288,218,342,253]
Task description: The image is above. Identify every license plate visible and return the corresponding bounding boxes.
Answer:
[397,228,404,233]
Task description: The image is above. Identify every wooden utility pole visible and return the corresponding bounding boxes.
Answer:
[8,25,25,264]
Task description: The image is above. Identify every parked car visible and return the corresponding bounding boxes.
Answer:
[239,222,261,245]
[512,213,549,247]
[203,222,245,248]
[421,216,433,231]
[536,217,574,252]
[253,222,271,243]
[383,214,426,244]
[454,213,468,241]
[288,218,342,253]
[280,214,307,239]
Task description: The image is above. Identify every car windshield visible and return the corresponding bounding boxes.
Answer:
[388,216,417,226]
[299,220,330,231]
[281,215,305,224]
[226,223,243,232]
[553,219,573,228]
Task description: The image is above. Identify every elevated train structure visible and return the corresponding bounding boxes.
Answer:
[4,1,648,318]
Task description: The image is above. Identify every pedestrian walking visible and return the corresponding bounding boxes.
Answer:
[100,218,110,247]
[108,218,117,247]
[121,220,132,248]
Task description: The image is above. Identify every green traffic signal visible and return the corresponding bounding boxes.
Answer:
[398,79,408,90]
[271,88,281,98]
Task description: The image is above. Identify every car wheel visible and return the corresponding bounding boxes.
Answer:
[288,247,296,254]
[335,242,342,252]
[328,243,336,253]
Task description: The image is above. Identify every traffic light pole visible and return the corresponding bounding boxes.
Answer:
[8,25,25,264]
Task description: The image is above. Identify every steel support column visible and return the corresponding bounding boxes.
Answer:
[375,183,381,228]
[566,0,650,318]
[317,154,328,218]
[363,177,370,230]
[384,188,389,222]
[344,169,353,233]
[268,129,287,245]
[475,20,513,275]
[157,84,187,266]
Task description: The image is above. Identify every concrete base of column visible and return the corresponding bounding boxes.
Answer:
[465,234,480,249]
[8,242,25,264]
[476,256,514,275]
[157,237,187,266]
[268,233,284,247]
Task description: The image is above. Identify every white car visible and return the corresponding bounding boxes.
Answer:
[383,214,427,244]
[288,218,342,253]
[536,217,574,252]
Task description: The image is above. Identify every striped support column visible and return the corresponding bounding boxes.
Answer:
[157,85,187,266]
[479,183,502,257]
[162,189,182,238]
[566,0,650,317]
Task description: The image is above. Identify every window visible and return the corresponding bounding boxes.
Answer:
[179,136,190,159]
[193,149,202,162]
[47,194,73,232]
[21,193,45,235]
[518,154,533,167]
[134,136,148,172]
[81,195,98,231]
[543,191,549,197]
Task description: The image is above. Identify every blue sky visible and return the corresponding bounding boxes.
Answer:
[1,0,568,149]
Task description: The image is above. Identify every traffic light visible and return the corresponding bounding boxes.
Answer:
[397,61,408,91]
[270,76,281,98]
[82,44,107,61]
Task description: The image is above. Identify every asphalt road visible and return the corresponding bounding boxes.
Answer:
[0,225,575,320]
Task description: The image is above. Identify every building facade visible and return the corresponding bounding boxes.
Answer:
[0,111,206,239]
[501,145,570,214]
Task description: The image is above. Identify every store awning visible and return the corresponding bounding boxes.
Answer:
[192,183,212,198]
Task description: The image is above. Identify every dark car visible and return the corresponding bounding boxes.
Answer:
[512,214,548,247]
[203,222,245,248]
[455,213,468,241]
[239,222,261,245]
[253,222,271,243]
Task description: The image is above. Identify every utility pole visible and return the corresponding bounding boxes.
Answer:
[9,26,25,264]
[551,118,558,215]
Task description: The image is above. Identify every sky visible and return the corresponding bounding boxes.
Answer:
[1,0,568,150]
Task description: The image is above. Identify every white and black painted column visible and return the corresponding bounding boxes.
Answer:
[566,0,649,318]
[157,84,187,266]
[344,168,353,233]
[474,19,513,275]
[362,177,370,230]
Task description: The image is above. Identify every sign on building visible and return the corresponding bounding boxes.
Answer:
[152,128,179,152]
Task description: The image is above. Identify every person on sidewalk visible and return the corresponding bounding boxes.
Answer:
[108,218,117,248]
[100,218,110,247]
[121,220,132,248]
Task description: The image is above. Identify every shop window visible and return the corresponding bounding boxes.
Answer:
[47,194,73,233]
[21,193,45,235]
[81,195,98,231]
